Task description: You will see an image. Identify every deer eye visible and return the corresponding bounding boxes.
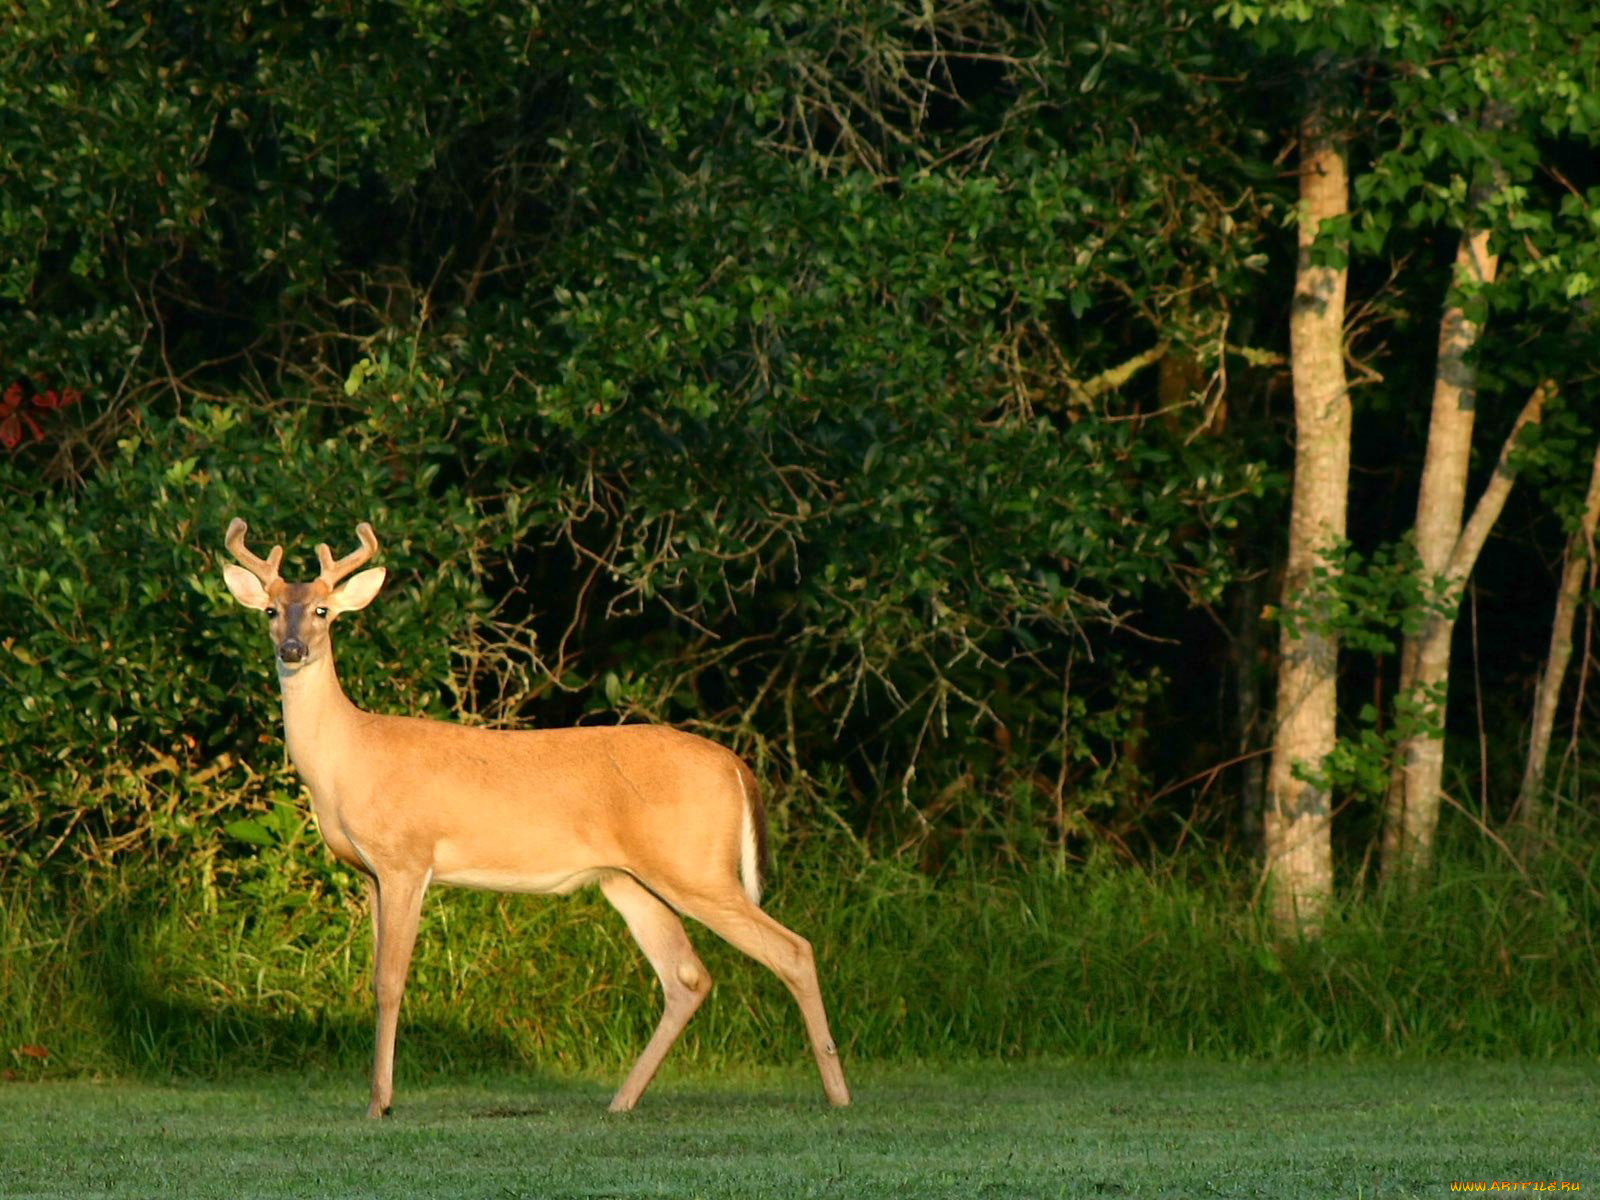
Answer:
[314,606,329,618]
[264,607,278,618]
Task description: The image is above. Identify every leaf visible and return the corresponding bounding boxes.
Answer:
[224,818,275,847]
[6,642,40,667]
[344,358,378,397]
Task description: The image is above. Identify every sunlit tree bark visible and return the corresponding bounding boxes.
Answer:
[1379,219,1499,880]
[1266,101,1348,936]
[1381,364,1550,881]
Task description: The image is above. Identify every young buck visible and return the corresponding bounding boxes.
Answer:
[221,517,851,1117]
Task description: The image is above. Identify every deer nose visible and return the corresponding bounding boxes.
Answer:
[277,639,307,664]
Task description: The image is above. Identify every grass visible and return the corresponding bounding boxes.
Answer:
[3,838,1600,1081]
[4,837,1597,1196]
[4,836,1598,1078]
[1,1061,1596,1198]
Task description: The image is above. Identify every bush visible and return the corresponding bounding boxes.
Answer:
[2,1,1275,871]
[0,402,485,871]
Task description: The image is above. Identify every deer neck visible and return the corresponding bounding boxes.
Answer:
[276,652,361,794]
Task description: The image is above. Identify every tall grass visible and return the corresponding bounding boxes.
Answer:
[4,830,1597,1082]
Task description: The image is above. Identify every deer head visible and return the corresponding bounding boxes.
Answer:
[222,518,387,670]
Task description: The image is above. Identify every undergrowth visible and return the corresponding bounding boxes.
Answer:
[3,829,1597,1082]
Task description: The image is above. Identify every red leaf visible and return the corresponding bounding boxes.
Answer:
[30,389,59,409]
[1,383,21,414]
[0,414,20,450]
[61,388,82,407]
[14,1044,49,1060]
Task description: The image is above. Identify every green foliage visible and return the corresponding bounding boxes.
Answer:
[1,0,1279,870]
[1275,537,1447,656]
[1233,0,1600,343]
[0,402,486,870]
[1270,538,1459,799]
[3,0,1598,893]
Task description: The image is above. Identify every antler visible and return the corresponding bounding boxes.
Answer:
[225,517,284,586]
[316,522,379,587]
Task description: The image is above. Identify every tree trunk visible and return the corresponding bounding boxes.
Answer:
[1379,223,1498,880]
[1380,368,1550,882]
[1265,108,1349,936]
[1515,439,1600,840]
[1379,94,1529,884]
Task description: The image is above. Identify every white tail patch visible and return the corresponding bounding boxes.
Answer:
[737,767,762,906]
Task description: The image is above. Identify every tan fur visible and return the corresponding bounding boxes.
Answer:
[222,519,850,1117]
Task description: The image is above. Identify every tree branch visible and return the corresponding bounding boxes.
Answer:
[1445,379,1555,592]
[1067,341,1172,406]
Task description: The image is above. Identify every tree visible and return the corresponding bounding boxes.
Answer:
[1516,440,1600,840]
[1373,8,1600,880]
[1230,0,1600,897]
[1380,367,1549,880]
[1265,86,1350,935]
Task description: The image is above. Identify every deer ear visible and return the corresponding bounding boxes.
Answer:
[223,564,272,610]
[329,566,386,614]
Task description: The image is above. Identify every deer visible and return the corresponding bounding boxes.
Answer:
[220,517,851,1118]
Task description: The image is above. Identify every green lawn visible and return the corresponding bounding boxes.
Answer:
[1,1061,1595,1198]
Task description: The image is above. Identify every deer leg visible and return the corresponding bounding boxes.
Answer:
[360,872,380,973]
[368,868,430,1119]
[676,889,851,1108]
[600,873,713,1113]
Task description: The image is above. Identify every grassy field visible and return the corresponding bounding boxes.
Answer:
[2,1061,1595,1198]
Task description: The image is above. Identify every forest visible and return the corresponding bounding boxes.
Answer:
[2,0,1599,1084]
